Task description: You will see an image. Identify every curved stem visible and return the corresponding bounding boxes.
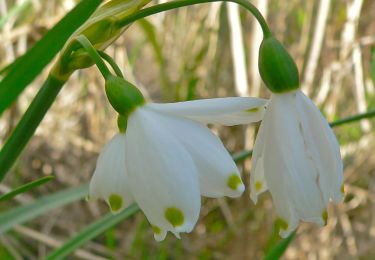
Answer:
[75,35,111,79]
[117,0,271,37]
[99,51,124,78]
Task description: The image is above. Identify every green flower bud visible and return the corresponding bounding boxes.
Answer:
[258,36,299,93]
[105,75,145,117]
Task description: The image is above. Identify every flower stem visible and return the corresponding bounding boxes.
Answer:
[117,0,272,37]
[329,109,375,128]
[75,35,111,79]
[99,51,124,78]
[0,76,65,182]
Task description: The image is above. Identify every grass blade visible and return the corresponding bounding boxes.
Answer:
[0,0,102,115]
[264,231,296,260]
[0,184,88,233]
[0,175,54,202]
[46,204,139,260]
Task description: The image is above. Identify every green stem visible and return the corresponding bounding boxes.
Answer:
[75,35,111,79]
[0,76,65,182]
[329,109,375,127]
[99,51,124,78]
[117,0,272,37]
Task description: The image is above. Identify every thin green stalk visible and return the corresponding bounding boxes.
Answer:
[0,76,65,182]
[0,175,54,202]
[75,35,111,79]
[99,51,125,78]
[329,109,375,127]
[117,0,272,37]
[46,204,139,260]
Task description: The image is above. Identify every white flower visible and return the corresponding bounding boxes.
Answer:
[90,97,266,241]
[250,90,344,237]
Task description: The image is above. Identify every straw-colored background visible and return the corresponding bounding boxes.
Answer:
[1,0,375,259]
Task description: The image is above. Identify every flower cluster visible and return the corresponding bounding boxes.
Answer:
[90,97,266,240]
[89,35,343,240]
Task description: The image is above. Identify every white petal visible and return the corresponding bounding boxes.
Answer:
[250,156,268,204]
[89,134,133,213]
[147,97,267,126]
[255,93,327,234]
[125,108,201,240]
[250,112,269,204]
[144,108,244,198]
[295,91,343,203]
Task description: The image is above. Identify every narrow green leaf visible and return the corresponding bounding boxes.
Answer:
[46,204,139,260]
[0,175,54,202]
[0,0,103,115]
[264,231,296,260]
[0,184,88,233]
[232,149,252,162]
[371,48,375,85]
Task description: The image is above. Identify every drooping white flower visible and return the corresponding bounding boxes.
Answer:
[250,90,343,237]
[90,97,267,241]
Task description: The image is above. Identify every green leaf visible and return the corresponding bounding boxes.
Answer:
[371,48,375,85]
[0,184,88,233]
[46,204,139,260]
[0,175,54,202]
[264,231,296,260]
[232,149,252,162]
[0,0,103,115]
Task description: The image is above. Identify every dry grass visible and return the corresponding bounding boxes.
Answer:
[1,0,375,259]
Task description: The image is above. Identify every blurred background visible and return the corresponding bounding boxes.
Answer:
[1,0,375,259]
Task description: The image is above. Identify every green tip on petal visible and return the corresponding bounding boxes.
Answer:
[165,207,184,228]
[322,210,328,226]
[341,184,345,194]
[227,174,242,190]
[108,193,123,212]
[255,181,263,192]
[278,218,289,231]
[246,107,259,113]
[152,225,161,235]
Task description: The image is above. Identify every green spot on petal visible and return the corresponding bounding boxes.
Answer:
[255,181,263,191]
[165,207,184,227]
[322,210,328,226]
[246,107,259,113]
[227,174,242,190]
[278,218,289,231]
[152,225,161,235]
[108,194,123,212]
[341,184,345,193]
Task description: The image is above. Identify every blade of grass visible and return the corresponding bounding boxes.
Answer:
[46,204,139,260]
[0,184,88,233]
[264,231,296,260]
[0,0,103,115]
[36,150,257,258]
[0,175,54,202]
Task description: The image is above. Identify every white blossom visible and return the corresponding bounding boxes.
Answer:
[90,97,266,241]
[250,90,344,237]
